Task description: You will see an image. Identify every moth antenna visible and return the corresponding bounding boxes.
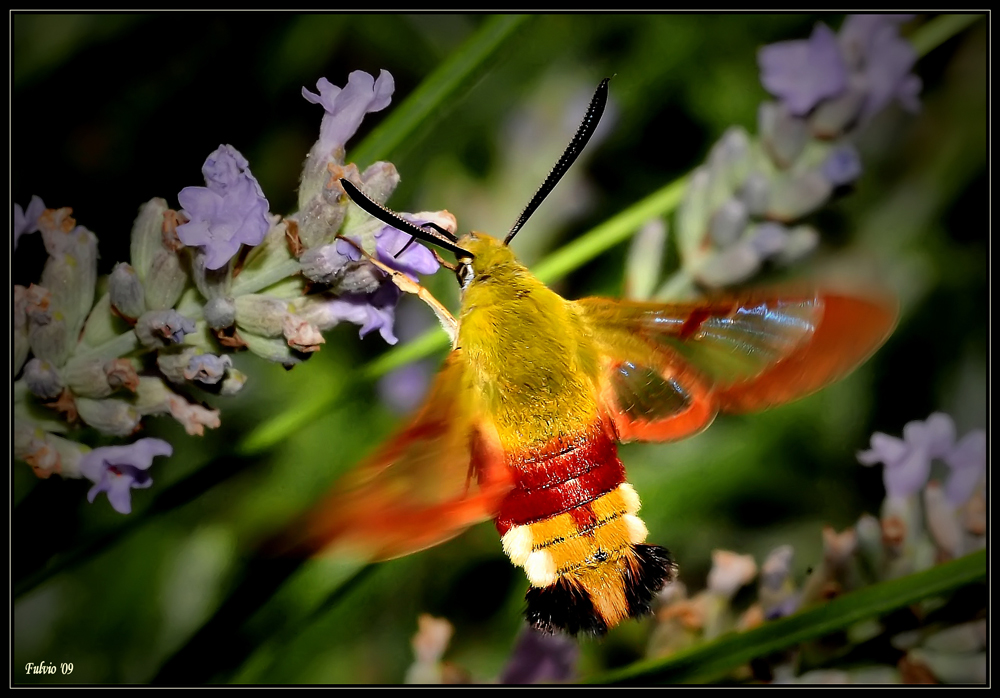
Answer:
[504,77,611,245]
[339,179,471,258]
[393,220,457,259]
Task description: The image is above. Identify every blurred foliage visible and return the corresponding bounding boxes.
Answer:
[13,13,986,684]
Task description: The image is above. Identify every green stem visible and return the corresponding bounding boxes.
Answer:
[231,258,302,297]
[71,329,140,362]
[349,14,533,166]
[911,13,983,58]
[591,549,987,684]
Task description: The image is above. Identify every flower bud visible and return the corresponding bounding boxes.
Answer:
[677,168,711,264]
[821,144,862,187]
[62,357,111,398]
[28,311,70,366]
[109,262,146,320]
[76,396,142,437]
[80,293,134,350]
[135,310,197,348]
[134,376,220,435]
[282,315,325,353]
[739,171,770,216]
[38,211,98,341]
[144,250,187,311]
[184,353,233,385]
[23,358,64,399]
[708,198,749,248]
[14,285,30,376]
[360,161,401,207]
[204,296,237,330]
[130,198,170,285]
[300,244,351,284]
[190,249,232,301]
[220,367,248,396]
[759,102,809,168]
[156,346,199,384]
[765,169,832,222]
[240,330,305,367]
[235,295,290,337]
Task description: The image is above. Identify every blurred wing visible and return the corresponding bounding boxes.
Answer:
[275,351,512,561]
[575,289,896,442]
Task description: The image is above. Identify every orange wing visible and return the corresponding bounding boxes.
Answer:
[575,289,897,443]
[273,350,513,561]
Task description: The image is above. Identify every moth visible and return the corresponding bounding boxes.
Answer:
[279,79,896,635]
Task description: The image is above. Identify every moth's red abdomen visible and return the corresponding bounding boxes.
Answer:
[496,419,676,634]
[495,423,624,535]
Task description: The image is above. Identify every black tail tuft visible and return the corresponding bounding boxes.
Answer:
[623,544,676,618]
[524,545,676,636]
[525,577,609,636]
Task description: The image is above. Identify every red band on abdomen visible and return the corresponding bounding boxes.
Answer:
[495,426,625,535]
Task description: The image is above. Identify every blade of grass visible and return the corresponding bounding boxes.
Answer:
[348,14,532,166]
[589,549,986,684]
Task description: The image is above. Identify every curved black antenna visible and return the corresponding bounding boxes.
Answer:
[339,179,472,258]
[504,77,611,246]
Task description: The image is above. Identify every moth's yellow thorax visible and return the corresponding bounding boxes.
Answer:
[455,233,602,451]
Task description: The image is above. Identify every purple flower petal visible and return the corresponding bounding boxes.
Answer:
[378,361,432,414]
[303,70,395,154]
[759,22,849,116]
[320,283,400,345]
[857,413,959,499]
[177,144,271,270]
[859,23,921,122]
[822,144,863,186]
[838,14,915,68]
[500,628,578,684]
[80,438,173,514]
[14,195,46,249]
[943,429,986,506]
[903,412,956,460]
[375,223,441,279]
[184,354,233,385]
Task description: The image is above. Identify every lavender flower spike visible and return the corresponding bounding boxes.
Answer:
[80,438,173,514]
[758,22,848,116]
[14,195,46,249]
[303,70,394,155]
[177,144,271,270]
[857,412,957,499]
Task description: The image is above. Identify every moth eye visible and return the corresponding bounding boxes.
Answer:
[456,261,474,290]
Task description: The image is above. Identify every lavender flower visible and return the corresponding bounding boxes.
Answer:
[822,144,863,186]
[176,144,271,270]
[759,15,920,134]
[942,428,986,506]
[500,627,579,684]
[857,412,975,501]
[302,70,394,156]
[313,283,401,345]
[759,22,848,116]
[184,354,233,385]
[839,14,922,121]
[14,195,45,249]
[135,309,197,348]
[374,221,441,280]
[79,438,173,514]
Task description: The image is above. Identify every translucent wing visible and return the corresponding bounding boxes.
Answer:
[575,289,896,442]
[274,351,513,561]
